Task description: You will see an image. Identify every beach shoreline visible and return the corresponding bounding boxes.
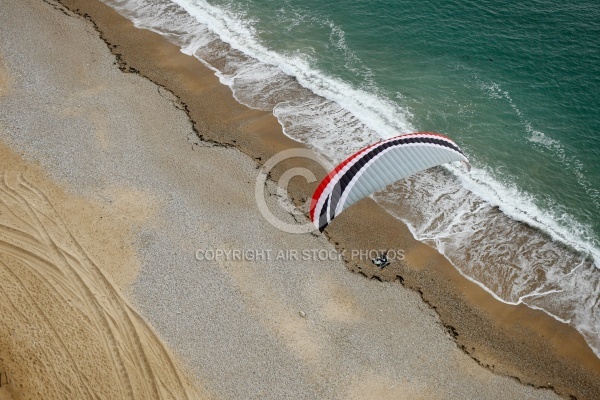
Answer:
[55,0,600,396]
[0,0,598,398]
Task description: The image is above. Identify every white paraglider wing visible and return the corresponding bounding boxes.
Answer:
[310,132,470,231]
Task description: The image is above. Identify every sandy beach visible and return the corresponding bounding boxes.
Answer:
[0,0,599,399]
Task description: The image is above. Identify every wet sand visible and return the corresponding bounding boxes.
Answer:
[0,0,598,398]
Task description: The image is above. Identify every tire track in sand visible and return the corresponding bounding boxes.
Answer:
[0,171,207,400]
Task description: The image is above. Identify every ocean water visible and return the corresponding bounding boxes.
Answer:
[104,0,600,356]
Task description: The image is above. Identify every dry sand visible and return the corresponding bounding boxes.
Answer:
[0,1,208,399]
[0,0,595,399]
[0,143,206,400]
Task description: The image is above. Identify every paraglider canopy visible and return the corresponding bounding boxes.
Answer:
[310,132,470,232]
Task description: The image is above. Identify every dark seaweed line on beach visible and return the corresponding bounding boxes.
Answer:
[49,0,233,152]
